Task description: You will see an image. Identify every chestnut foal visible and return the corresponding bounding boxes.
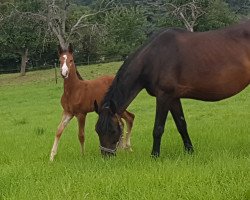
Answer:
[50,45,135,161]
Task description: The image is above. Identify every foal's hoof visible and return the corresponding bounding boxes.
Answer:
[50,155,56,162]
[125,145,133,152]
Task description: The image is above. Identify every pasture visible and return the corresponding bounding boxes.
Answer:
[0,62,249,200]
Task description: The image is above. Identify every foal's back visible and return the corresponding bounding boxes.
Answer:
[77,76,114,113]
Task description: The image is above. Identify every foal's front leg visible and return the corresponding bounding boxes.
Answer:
[151,94,172,157]
[76,114,86,155]
[50,112,73,161]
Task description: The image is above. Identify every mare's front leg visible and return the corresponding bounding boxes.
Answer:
[77,114,86,155]
[151,94,172,157]
[170,99,193,153]
[50,112,73,161]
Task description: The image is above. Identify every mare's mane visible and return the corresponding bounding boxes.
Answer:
[101,28,187,107]
[96,109,114,135]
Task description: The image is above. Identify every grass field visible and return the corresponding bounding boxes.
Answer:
[0,62,249,200]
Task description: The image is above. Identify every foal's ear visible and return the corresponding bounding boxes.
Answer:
[68,43,73,54]
[58,45,63,55]
[94,100,99,114]
[109,100,117,114]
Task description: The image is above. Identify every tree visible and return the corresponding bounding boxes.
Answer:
[0,0,114,74]
[14,0,114,49]
[143,0,238,32]
[0,0,46,76]
[102,6,148,58]
[226,0,250,15]
[146,0,205,32]
[196,0,238,31]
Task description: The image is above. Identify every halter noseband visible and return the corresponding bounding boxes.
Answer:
[99,113,123,155]
[100,145,117,154]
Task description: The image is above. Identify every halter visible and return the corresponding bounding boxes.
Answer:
[100,145,117,154]
[99,113,124,155]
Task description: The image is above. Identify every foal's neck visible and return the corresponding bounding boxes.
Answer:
[63,64,81,92]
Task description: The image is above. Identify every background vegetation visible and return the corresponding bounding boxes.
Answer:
[0,0,249,74]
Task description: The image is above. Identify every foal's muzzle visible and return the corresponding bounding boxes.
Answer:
[61,72,68,79]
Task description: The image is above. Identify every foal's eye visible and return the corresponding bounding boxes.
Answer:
[70,60,73,63]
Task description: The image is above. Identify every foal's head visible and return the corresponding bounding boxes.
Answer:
[94,100,122,156]
[58,44,75,79]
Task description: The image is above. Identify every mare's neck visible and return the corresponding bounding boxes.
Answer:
[103,59,143,114]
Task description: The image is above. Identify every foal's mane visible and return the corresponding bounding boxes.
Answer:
[76,69,83,80]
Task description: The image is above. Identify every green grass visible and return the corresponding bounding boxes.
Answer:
[0,62,249,200]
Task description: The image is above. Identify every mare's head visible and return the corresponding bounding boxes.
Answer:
[58,44,75,79]
[94,100,122,156]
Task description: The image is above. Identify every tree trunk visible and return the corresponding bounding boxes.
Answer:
[20,48,28,76]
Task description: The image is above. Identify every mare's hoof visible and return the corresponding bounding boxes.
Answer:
[151,151,160,158]
[184,146,194,154]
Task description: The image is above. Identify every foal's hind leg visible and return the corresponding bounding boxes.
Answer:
[117,118,125,148]
[76,114,86,155]
[50,112,73,161]
[121,111,135,151]
[170,99,193,153]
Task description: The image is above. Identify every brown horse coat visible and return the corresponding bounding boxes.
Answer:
[50,45,134,161]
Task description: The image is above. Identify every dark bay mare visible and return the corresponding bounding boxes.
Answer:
[95,21,250,157]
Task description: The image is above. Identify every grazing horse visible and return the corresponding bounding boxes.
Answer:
[94,21,250,157]
[50,44,135,161]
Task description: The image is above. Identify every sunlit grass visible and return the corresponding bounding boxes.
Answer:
[0,63,249,200]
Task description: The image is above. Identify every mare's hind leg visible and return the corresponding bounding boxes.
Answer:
[170,99,193,153]
[121,110,135,151]
[76,114,86,155]
[151,94,172,157]
[50,112,73,161]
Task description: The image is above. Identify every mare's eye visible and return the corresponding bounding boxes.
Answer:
[70,60,73,63]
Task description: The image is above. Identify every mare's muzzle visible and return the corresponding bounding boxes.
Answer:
[100,146,116,157]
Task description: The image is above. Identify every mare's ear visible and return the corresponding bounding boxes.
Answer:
[68,43,73,54]
[58,45,63,55]
[109,100,117,114]
[94,100,99,114]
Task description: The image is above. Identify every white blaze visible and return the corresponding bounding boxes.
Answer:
[61,55,68,78]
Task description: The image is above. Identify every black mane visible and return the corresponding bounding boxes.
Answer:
[101,27,187,108]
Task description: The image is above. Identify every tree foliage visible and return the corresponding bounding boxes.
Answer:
[0,0,248,74]
[102,6,148,58]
